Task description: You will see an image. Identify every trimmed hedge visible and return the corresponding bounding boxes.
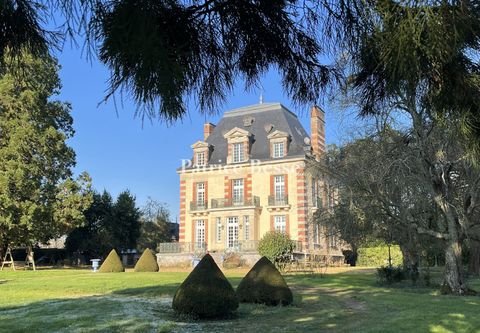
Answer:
[236,256,293,306]
[357,245,403,267]
[258,231,294,266]
[98,249,124,273]
[134,248,159,272]
[172,254,238,318]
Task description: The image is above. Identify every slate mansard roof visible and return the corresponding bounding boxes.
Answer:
[189,103,312,167]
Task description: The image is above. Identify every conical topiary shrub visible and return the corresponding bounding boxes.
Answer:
[236,256,293,306]
[134,248,159,272]
[98,249,125,273]
[172,253,238,318]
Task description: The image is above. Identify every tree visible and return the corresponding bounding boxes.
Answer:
[0,51,92,249]
[345,1,480,294]
[137,198,172,252]
[103,190,141,252]
[65,191,113,258]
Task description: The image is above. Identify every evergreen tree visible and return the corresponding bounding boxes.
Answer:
[0,51,92,247]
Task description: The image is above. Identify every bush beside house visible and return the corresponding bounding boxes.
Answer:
[98,249,124,272]
[357,245,403,267]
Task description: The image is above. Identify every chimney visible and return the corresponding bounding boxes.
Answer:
[310,106,325,160]
[204,123,216,140]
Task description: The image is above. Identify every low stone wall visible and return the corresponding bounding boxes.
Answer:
[156,252,261,269]
[156,253,193,268]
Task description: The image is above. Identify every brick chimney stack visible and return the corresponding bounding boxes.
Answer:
[204,123,216,140]
[310,106,325,160]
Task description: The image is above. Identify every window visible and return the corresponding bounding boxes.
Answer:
[244,216,250,240]
[227,217,239,249]
[216,217,222,242]
[195,220,205,248]
[196,182,205,207]
[274,216,286,233]
[196,152,205,166]
[233,142,245,162]
[274,175,285,201]
[232,179,244,205]
[273,142,285,158]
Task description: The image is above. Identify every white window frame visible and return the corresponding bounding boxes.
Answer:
[196,182,205,207]
[232,179,244,205]
[216,217,222,242]
[243,216,250,240]
[273,142,285,158]
[226,216,239,249]
[274,215,286,233]
[233,142,245,163]
[196,151,205,166]
[274,175,285,200]
[195,220,205,247]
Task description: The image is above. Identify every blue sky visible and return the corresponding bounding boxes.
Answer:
[56,46,356,221]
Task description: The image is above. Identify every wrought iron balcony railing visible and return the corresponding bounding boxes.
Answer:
[157,242,207,253]
[190,201,208,211]
[211,196,260,209]
[268,195,289,206]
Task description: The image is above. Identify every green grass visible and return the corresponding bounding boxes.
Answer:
[0,268,479,332]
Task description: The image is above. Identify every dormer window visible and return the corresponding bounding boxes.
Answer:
[191,141,211,167]
[267,130,290,159]
[233,142,245,162]
[223,127,251,164]
[273,142,285,158]
[196,152,206,166]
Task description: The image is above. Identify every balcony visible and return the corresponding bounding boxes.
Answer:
[268,195,289,206]
[190,201,208,211]
[211,196,260,209]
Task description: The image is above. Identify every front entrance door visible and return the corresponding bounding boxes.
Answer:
[226,217,239,249]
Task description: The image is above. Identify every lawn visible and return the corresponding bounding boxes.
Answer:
[0,267,479,333]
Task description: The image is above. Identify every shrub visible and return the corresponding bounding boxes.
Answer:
[172,254,238,318]
[222,252,243,269]
[134,248,159,272]
[357,245,403,267]
[258,231,293,268]
[98,249,124,273]
[376,266,405,284]
[236,256,293,306]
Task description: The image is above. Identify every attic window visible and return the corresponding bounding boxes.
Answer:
[243,116,255,127]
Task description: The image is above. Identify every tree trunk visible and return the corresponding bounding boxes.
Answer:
[443,239,467,294]
[468,240,480,276]
[400,243,420,270]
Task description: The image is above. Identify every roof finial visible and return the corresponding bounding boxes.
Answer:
[259,86,264,104]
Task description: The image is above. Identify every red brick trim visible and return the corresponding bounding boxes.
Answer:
[270,215,274,231]
[286,214,290,236]
[179,179,186,242]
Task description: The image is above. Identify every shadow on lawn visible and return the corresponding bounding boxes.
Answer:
[1,273,479,332]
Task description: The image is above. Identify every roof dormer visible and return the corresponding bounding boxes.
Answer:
[191,141,212,167]
[223,127,252,164]
[267,130,290,158]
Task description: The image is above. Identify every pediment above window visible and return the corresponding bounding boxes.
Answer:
[191,141,211,149]
[267,130,290,140]
[223,127,251,139]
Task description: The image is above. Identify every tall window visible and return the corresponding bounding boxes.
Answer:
[216,217,222,242]
[233,142,245,162]
[273,142,285,158]
[244,216,250,240]
[274,175,285,200]
[232,179,244,205]
[274,216,286,233]
[195,220,205,248]
[196,152,205,166]
[196,182,205,207]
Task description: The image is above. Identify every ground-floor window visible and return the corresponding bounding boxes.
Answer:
[226,217,239,248]
[243,216,250,240]
[274,215,286,233]
[195,220,205,248]
[216,217,222,242]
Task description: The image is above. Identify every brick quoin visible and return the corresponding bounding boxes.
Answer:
[179,180,186,242]
[296,167,308,243]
